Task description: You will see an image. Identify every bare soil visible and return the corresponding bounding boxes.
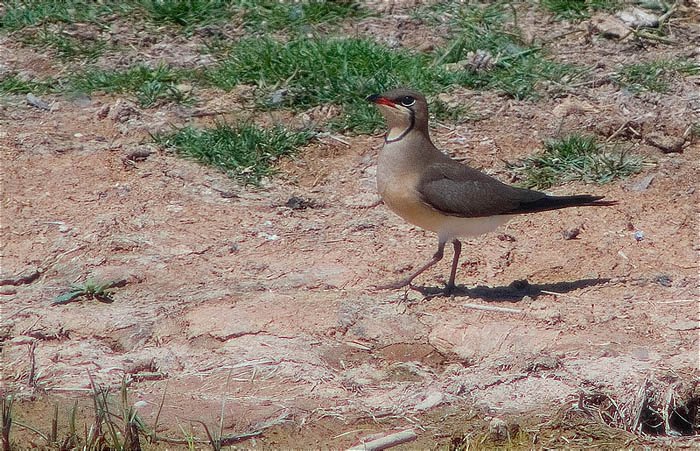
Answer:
[1,2,699,449]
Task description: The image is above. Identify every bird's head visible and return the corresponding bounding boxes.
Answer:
[367,89,429,141]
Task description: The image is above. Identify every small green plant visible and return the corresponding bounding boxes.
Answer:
[615,59,700,93]
[53,279,126,305]
[507,134,643,189]
[68,64,189,107]
[154,122,314,183]
[540,0,620,20]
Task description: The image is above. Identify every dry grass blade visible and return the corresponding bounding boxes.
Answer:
[1,397,11,451]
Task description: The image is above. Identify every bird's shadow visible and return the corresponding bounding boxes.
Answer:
[410,278,611,302]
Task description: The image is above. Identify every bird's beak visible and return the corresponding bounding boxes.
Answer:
[366,94,396,108]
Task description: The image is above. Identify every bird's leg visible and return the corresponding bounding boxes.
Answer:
[444,239,462,295]
[375,240,446,290]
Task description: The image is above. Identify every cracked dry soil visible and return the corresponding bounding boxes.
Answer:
[2,6,700,450]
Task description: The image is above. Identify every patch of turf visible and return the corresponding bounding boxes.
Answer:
[153,122,314,183]
[68,64,189,107]
[206,37,447,132]
[137,0,232,27]
[234,0,367,33]
[0,74,54,95]
[614,59,700,93]
[20,27,107,61]
[430,2,583,99]
[205,34,571,132]
[540,0,621,21]
[507,134,643,189]
[0,0,124,30]
[2,0,366,31]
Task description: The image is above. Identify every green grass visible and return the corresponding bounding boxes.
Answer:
[154,122,315,183]
[1,0,365,31]
[427,2,583,99]
[614,59,700,93]
[20,27,107,61]
[68,64,189,107]
[139,0,232,27]
[53,279,126,305]
[206,37,444,132]
[206,31,578,132]
[0,0,125,30]
[0,74,55,95]
[540,0,621,20]
[235,0,367,33]
[507,134,643,189]
[2,65,189,106]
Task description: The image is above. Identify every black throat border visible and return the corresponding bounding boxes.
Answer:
[384,111,415,143]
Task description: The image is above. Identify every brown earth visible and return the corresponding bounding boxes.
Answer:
[1,1,699,449]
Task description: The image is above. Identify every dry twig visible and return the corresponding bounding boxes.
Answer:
[463,303,522,314]
[348,429,418,451]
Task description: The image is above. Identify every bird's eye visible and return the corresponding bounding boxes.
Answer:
[399,96,415,107]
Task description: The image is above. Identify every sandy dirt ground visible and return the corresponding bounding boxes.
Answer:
[1,2,699,448]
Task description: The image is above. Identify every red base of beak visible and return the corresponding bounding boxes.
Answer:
[367,94,396,107]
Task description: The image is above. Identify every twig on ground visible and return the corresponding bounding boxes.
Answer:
[606,121,632,142]
[463,303,522,314]
[28,341,37,388]
[348,429,418,451]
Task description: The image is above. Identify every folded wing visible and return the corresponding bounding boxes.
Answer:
[418,162,613,218]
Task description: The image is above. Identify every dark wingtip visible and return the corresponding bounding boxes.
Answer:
[584,195,618,206]
[592,199,618,206]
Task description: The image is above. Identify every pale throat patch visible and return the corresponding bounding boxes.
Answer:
[378,104,412,142]
[387,126,410,141]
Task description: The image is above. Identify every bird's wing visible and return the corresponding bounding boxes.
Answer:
[417,162,546,217]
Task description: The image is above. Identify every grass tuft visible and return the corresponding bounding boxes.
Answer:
[235,0,367,32]
[540,0,620,20]
[430,2,582,99]
[614,59,700,93]
[507,134,643,189]
[0,74,54,95]
[205,33,566,132]
[0,0,124,30]
[53,279,126,305]
[68,64,189,107]
[138,0,232,27]
[154,122,314,183]
[206,37,443,132]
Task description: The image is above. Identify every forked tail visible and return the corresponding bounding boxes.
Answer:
[517,194,617,214]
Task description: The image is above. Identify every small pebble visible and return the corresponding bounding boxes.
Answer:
[562,228,581,240]
[26,93,51,110]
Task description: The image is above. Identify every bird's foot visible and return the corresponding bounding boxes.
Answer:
[372,281,411,291]
[372,277,415,291]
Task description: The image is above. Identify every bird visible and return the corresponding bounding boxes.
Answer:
[367,88,615,295]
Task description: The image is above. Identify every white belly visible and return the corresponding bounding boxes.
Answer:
[436,214,514,242]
